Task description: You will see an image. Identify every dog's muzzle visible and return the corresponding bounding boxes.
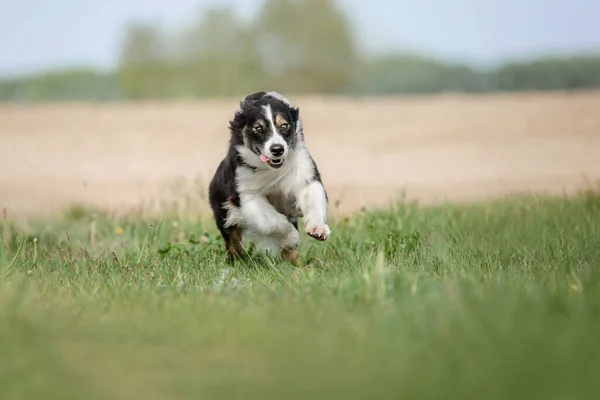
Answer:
[259,153,284,169]
[260,144,286,169]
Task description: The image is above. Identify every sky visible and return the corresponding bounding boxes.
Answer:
[0,0,599,77]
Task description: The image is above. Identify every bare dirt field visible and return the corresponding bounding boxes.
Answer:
[1,91,599,221]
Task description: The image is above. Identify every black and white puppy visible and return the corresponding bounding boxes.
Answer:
[208,91,330,262]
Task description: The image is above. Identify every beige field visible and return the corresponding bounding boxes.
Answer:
[1,91,599,221]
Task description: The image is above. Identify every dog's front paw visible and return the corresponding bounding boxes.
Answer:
[305,220,330,241]
[282,226,300,249]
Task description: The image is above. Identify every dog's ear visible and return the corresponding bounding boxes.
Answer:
[290,106,300,123]
[229,110,246,132]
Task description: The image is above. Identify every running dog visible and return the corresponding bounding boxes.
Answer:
[208,91,330,262]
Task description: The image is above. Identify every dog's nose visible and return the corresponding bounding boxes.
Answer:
[270,144,284,157]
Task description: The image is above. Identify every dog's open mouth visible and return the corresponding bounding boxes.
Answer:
[259,154,284,169]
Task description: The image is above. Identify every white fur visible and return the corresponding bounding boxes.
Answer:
[261,104,288,159]
[298,181,330,239]
[224,139,329,256]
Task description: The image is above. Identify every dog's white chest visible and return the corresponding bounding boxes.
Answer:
[266,191,303,218]
[236,147,314,200]
[236,167,303,216]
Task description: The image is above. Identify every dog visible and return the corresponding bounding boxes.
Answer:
[208,91,330,262]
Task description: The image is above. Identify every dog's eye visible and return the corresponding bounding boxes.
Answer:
[280,123,289,132]
[254,125,264,133]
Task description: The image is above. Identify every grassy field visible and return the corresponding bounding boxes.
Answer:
[1,190,600,400]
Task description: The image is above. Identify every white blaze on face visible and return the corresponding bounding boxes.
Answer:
[261,104,287,159]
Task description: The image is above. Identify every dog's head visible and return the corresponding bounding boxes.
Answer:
[229,91,301,169]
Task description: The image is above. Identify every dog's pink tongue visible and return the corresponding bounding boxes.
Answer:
[259,154,271,163]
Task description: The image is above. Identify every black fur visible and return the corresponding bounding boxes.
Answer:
[235,93,301,158]
[208,91,323,259]
[208,92,269,250]
[208,151,240,258]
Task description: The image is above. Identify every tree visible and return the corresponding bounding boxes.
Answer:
[177,6,265,97]
[493,56,600,91]
[119,23,165,66]
[352,53,489,95]
[117,22,168,98]
[255,0,359,93]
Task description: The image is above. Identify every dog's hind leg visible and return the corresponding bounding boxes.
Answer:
[224,225,246,261]
[281,217,299,263]
[235,194,300,250]
[280,248,299,263]
[215,208,246,261]
[215,199,247,261]
[244,231,298,263]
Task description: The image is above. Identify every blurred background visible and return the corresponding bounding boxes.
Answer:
[1,0,599,100]
[0,0,599,218]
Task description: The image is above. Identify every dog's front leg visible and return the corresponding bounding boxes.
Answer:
[239,194,299,250]
[297,181,330,241]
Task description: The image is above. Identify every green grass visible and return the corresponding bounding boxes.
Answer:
[1,191,600,400]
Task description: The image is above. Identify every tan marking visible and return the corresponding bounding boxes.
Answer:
[281,248,299,264]
[275,114,288,127]
[227,226,245,258]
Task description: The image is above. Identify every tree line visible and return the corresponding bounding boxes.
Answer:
[2,0,600,101]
